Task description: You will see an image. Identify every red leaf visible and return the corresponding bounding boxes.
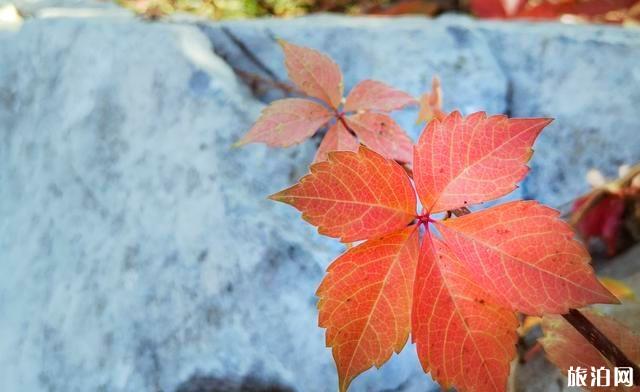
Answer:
[317,226,419,392]
[437,201,618,315]
[280,40,343,109]
[541,311,640,392]
[413,235,518,391]
[344,80,416,113]
[314,121,358,163]
[471,0,527,17]
[573,194,626,256]
[414,111,551,213]
[270,146,416,242]
[516,0,640,22]
[346,112,413,164]
[270,110,614,391]
[236,98,333,147]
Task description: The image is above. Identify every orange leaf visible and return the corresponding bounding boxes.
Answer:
[346,112,413,164]
[314,121,358,163]
[412,235,518,391]
[270,146,417,242]
[269,109,614,391]
[416,76,444,124]
[573,194,625,256]
[344,80,416,113]
[280,40,343,109]
[236,98,333,147]
[317,226,419,392]
[541,311,640,391]
[414,111,551,213]
[437,201,618,315]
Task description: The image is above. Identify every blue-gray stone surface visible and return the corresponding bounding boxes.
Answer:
[0,11,639,392]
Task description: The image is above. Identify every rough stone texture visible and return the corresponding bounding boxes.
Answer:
[1,12,639,392]
[2,0,117,17]
[202,15,640,207]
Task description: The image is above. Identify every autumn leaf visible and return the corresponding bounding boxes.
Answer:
[413,235,518,391]
[470,0,526,17]
[314,121,358,163]
[345,112,413,163]
[317,226,419,392]
[541,311,640,392]
[437,201,618,315]
[271,111,616,391]
[236,98,333,147]
[416,76,444,124]
[239,41,415,163]
[279,40,343,109]
[344,79,416,113]
[472,0,640,24]
[270,145,416,243]
[414,111,552,213]
[573,194,626,256]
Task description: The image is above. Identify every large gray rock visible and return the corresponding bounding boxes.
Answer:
[1,12,639,392]
[202,15,640,207]
[0,15,435,392]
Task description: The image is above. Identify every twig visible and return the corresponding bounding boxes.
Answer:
[451,206,471,217]
[220,26,279,81]
[234,69,299,95]
[562,309,640,385]
[337,115,357,137]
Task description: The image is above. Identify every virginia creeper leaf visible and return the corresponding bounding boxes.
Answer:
[346,112,413,163]
[236,98,333,147]
[413,235,518,392]
[280,40,343,109]
[414,111,551,213]
[437,200,618,315]
[317,226,419,392]
[541,311,640,392]
[573,194,625,256]
[314,121,359,163]
[270,146,416,242]
[416,76,444,123]
[269,109,613,392]
[344,80,416,113]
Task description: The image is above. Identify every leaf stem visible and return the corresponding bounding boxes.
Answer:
[337,114,357,138]
[562,309,640,385]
